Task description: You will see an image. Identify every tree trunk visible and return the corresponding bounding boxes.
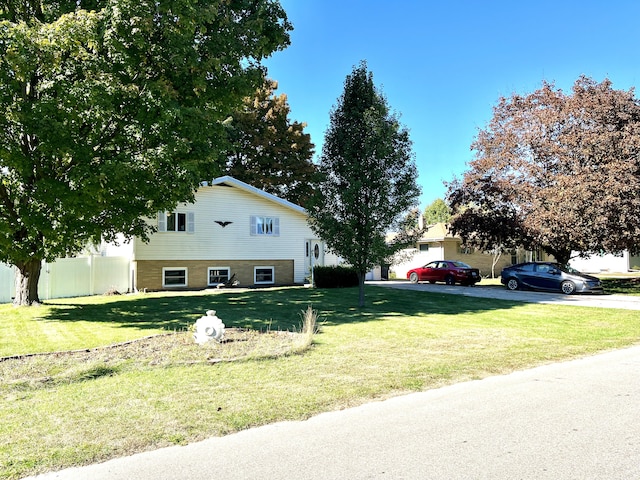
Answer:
[13,258,42,306]
[358,271,366,308]
[491,249,502,278]
[553,250,572,266]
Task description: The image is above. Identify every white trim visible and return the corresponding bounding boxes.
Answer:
[210,176,305,214]
[162,267,188,287]
[254,266,275,284]
[250,216,280,236]
[157,212,167,232]
[159,211,195,233]
[207,266,231,286]
[187,212,195,233]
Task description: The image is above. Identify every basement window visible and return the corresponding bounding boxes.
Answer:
[254,266,274,284]
[163,268,188,287]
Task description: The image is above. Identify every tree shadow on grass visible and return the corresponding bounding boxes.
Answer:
[600,278,640,295]
[42,285,524,332]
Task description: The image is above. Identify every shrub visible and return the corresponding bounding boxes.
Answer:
[313,266,359,288]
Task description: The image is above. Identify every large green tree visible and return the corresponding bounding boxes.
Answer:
[224,77,317,206]
[423,198,451,225]
[307,61,421,307]
[0,0,291,305]
[447,77,640,265]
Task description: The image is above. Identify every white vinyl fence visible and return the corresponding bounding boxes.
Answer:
[0,256,131,304]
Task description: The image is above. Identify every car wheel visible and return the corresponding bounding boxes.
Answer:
[560,280,576,295]
[409,272,419,284]
[445,275,455,286]
[506,278,519,291]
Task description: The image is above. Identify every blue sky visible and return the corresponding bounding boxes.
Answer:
[264,0,640,209]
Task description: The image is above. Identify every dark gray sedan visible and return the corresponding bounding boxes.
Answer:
[500,262,604,295]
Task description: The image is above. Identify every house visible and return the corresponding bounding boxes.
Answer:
[569,251,640,274]
[390,223,518,279]
[105,176,340,292]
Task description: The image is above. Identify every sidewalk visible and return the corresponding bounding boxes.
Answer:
[28,345,640,480]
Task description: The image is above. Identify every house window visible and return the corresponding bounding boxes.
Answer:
[419,244,429,252]
[167,212,186,231]
[163,268,188,287]
[250,216,280,236]
[254,266,274,284]
[208,267,230,286]
[157,211,195,233]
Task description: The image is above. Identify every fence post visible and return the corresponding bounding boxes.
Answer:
[89,255,95,296]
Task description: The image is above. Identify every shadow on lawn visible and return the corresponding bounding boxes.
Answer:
[600,277,640,295]
[43,285,523,332]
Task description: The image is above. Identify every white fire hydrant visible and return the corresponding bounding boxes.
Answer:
[193,310,225,344]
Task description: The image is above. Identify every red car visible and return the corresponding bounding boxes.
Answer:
[407,260,481,286]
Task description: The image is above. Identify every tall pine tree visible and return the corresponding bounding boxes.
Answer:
[308,61,421,307]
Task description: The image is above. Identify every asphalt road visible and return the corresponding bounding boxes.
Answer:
[25,281,640,480]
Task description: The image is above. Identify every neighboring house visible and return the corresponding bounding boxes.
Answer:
[105,176,339,292]
[390,223,520,280]
[569,251,640,273]
[389,222,638,281]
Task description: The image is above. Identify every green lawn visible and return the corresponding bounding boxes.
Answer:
[2,285,640,479]
[600,276,640,295]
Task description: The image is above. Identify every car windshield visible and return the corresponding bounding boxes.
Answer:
[557,264,582,274]
[451,261,471,268]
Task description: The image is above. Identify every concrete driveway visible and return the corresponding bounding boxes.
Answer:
[368,280,640,310]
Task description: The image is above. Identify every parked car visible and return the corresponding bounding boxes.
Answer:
[407,260,481,286]
[500,262,604,295]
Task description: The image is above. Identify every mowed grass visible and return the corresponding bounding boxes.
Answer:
[2,285,640,480]
[600,276,640,295]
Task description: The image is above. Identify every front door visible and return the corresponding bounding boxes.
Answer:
[306,239,325,273]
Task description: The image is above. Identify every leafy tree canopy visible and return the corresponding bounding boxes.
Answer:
[447,76,640,265]
[0,0,291,305]
[223,77,317,207]
[308,61,421,307]
[423,198,451,225]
